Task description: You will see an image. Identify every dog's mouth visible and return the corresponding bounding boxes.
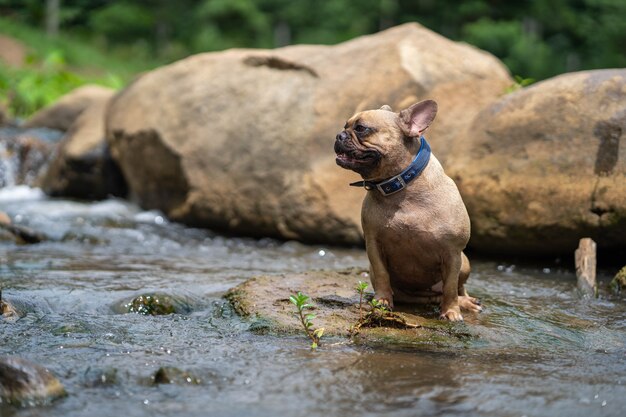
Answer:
[334,141,381,172]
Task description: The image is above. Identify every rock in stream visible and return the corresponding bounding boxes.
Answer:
[225,269,475,348]
[0,357,66,407]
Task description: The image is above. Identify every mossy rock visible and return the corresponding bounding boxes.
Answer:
[111,293,194,316]
[609,266,626,294]
[225,269,476,348]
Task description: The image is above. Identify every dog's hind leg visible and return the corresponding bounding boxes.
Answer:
[457,252,482,312]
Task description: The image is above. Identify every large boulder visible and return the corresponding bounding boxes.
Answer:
[24,85,114,132]
[38,90,127,199]
[448,69,626,256]
[106,23,511,245]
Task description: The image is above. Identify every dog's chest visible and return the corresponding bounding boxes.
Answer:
[363,195,446,260]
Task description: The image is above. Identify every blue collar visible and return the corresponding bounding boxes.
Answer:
[349,136,431,196]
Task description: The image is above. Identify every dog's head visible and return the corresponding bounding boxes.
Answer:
[334,100,437,179]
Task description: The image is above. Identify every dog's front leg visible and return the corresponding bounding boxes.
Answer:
[440,251,463,321]
[365,236,394,309]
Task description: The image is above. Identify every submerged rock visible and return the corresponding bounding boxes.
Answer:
[0,357,66,407]
[449,69,626,256]
[112,293,194,316]
[153,367,201,385]
[82,367,118,388]
[106,23,511,245]
[0,212,46,245]
[225,269,475,348]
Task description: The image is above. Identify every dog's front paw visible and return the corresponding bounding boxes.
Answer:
[373,292,394,310]
[440,306,463,322]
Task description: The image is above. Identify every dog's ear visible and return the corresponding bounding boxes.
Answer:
[397,100,438,137]
[379,104,393,111]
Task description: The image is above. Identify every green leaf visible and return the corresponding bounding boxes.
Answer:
[313,328,325,339]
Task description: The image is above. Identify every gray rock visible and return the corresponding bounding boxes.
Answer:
[0,357,66,407]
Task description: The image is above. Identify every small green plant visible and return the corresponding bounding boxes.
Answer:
[505,75,535,93]
[349,284,413,336]
[355,280,368,322]
[369,298,389,313]
[289,292,324,349]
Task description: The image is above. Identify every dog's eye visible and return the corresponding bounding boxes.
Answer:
[354,125,368,133]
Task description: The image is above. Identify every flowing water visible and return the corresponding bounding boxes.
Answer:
[1,186,625,417]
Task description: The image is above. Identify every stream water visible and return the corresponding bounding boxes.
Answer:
[1,186,625,417]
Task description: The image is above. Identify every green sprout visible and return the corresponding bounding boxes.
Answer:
[355,281,369,322]
[289,292,324,349]
[369,298,389,313]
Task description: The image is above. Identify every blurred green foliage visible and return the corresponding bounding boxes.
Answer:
[1,0,625,116]
[0,15,147,118]
[0,48,123,117]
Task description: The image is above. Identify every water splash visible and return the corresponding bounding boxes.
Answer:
[0,127,63,188]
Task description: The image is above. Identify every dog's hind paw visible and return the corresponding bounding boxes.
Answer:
[458,295,483,313]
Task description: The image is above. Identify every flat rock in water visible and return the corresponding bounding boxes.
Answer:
[225,269,475,348]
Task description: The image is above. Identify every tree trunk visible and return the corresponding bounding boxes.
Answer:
[46,0,60,38]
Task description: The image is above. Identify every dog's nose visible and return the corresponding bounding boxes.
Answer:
[336,131,349,141]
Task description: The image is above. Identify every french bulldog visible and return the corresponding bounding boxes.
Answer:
[334,100,482,321]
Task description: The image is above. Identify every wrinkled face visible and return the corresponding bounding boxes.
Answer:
[334,109,407,178]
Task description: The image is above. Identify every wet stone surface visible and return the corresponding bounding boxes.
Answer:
[226,270,476,348]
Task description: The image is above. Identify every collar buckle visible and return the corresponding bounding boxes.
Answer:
[376,175,406,196]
